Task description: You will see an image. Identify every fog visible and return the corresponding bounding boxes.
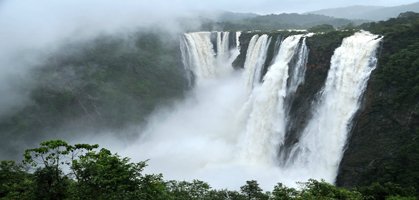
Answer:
[0,0,204,116]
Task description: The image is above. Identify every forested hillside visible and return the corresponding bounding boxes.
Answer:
[201,13,364,31]
[308,2,419,21]
[337,12,419,193]
[0,30,188,159]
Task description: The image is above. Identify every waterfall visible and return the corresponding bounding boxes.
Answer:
[216,32,230,63]
[239,35,303,165]
[180,32,239,85]
[242,34,271,92]
[129,30,382,190]
[285,31,383,182]
[236,32,242,50]
[287,37,309,95]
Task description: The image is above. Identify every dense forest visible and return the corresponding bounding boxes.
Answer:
[201,13,365,31]
[0,140,416,200]
[337,12,419,192]
[0,30,189,159]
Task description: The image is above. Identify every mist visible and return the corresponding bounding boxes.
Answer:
[0,0,204,116]
[0,0,216,161]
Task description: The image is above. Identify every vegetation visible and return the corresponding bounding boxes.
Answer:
[337,12,419,194]
[0,30,189,159]
[0,140,416,200]
[201,13,358,31]
[307,24,335,32]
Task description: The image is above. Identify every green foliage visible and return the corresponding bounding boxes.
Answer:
[299,179,362,200]
[167,180,213,200]
[338,12,419,196]
[271,183,298,200]
[1,140,417,200]
[32,166,71,200]
[0,161,32,199]
[0,30,188,160]
[357,182,416,200]
[240,180,269,200]
[202,13,356,31]
[71,148,147,199]
[308,24,335,32]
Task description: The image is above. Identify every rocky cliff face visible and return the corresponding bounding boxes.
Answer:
[337,13,419,191]
[234,18,419,191]
[233,31,353,156]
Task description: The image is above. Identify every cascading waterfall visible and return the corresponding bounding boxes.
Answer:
[242,34,271,91]
[180,32,238,85]
[236,32,242,50]
[128,30,382,189]
[285,31,383,182]
[287,37,309,95]
[239,35,303,165]
[216,32,230,63]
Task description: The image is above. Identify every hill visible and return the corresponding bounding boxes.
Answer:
[308,2,419,21]
[202,13,361,31]
[337,12,419,193]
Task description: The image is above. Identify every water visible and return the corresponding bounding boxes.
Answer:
[242,34,271,92]
[238,35,303,166]
[125,31,382,190]
[285,31,383,182]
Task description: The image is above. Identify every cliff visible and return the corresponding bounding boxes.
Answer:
[337,12,419,192]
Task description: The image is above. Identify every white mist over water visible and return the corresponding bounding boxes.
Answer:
[124,31,382,190]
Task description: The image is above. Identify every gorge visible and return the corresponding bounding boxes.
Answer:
[123,30,383,189]
[1,7,418,198]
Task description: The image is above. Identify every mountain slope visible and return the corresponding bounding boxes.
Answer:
[308,6,384,20]
[308,2,419,21]
[202,13,360,31]
[0,30,188,160]
[337,12,419,193]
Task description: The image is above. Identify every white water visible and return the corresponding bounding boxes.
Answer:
[288,37,309,95]
[239,35,303,166]
[285,31,383,182]
[242,34,271,92]
[181,32,236,84]
[236,32,242,50]
[125,31,381,190]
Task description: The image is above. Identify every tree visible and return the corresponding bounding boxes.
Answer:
[271,183,298,200]
[308,24,335,32]
[240,180,269,200]
[167,179,212,200]
[0,161,32,200]
[299,179,362,200]
[71,148,147,199]
[23,140,98,200]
